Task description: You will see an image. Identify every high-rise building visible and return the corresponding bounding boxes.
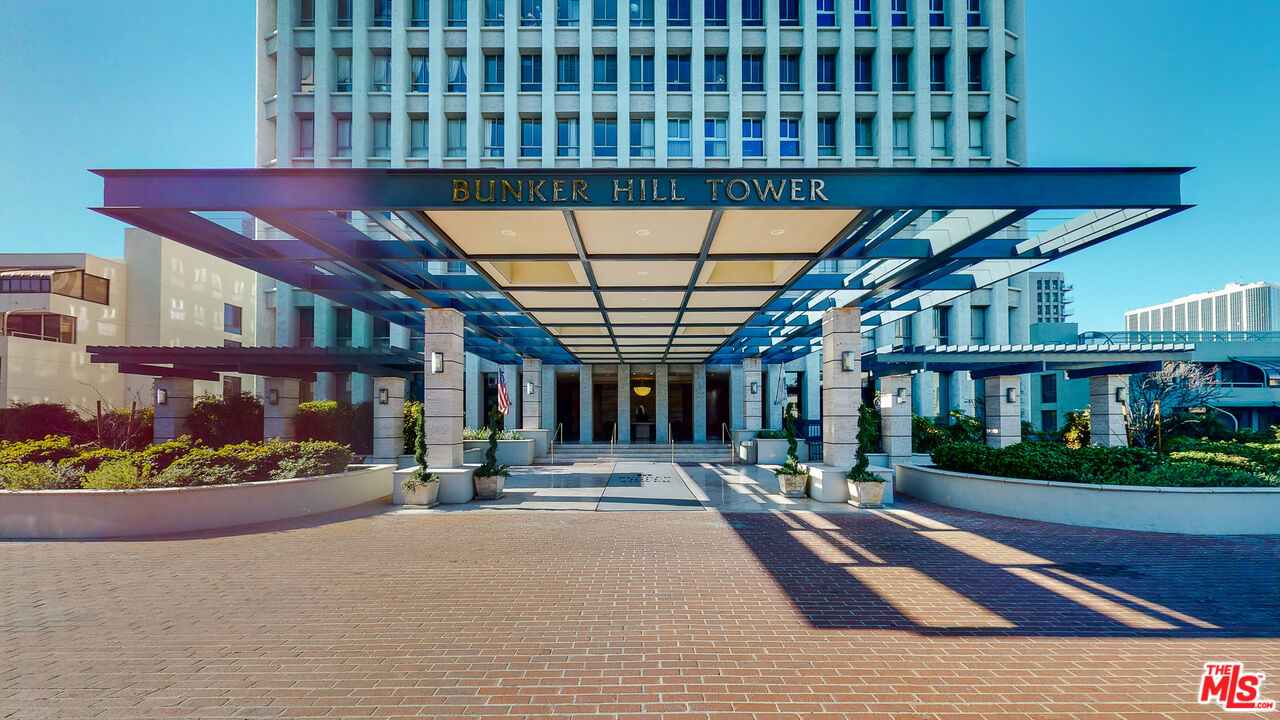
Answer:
[1029,271,1071,323]
[254,0,1030,425]
[1124,282,1280,333]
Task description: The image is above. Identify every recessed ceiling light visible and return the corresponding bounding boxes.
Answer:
[637,270,649,276]
[770,228,786,236]
[636,229,651,236]
[501,229,517,237]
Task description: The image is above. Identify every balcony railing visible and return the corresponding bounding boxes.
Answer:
[1080,330,1280,345]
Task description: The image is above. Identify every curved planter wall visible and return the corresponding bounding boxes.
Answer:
[0,464,395,540]
[895,464,1280,536]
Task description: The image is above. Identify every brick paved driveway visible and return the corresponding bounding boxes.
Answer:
[2,497,1277,719]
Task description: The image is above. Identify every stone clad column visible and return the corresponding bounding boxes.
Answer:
[821,307,861,469]
[655,365,669,443]
[617,365,631,442]
[1089,375,1129,447]
[692,364,707,443]
[742,358,763,431]
[152,377,195,443]
[423,309,465,468]
[983,375,1021,449]
[766,363,784,429]
[579,364,593,443]
[880,374,913,464]
[263,377,301,441]
[371,377,405,462]
[521,358,542,429]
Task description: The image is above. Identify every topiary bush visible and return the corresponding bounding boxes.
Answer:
[189,393,264,447]
[402,400,423,455]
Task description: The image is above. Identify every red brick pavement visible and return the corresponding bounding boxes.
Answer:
[1,497,1277,719]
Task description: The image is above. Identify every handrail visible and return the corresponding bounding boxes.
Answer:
[609,423,617,463]
[549,423,564,463]
[669,422,674,464]
[721,423,734,464]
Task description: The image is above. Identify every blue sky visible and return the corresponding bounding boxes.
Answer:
[1,0,1277,330]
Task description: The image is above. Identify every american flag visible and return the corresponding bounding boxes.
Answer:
[496,369,511,415]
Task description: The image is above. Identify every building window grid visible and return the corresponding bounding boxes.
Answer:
[630,117,656,156]
[742,53,764,92]
[372,0,392,26]
[299,0,315,26]
[557,53,580,91]
[931,115,949,157]
[892,116,911,157]
[853,0,872,26]
[706,54,728,91]
[891,0,909,26]
[816,0,836,26]
[336,0,353,26]
[299,53,315,93]
[521,0,543,25]
[779,117,800,157]
[668,53,692,91]
[594,117,618,156]
[447,0,466,24]
[778,0,800,26]
[631,54,655,91]
[483,118,504,156]
[668,0,692,25]
[929,0,945,26]
[742,117,764,157]
[447,54,467,92]
[742,0,764,26]
[335,54,353,92]
[557,0,580,25]
[484,0,505,24]
[631,0,654,26]
[967,0,982,27]
[557,117,579,157]
[968,49,985,91]
[854,52,873,91]
[593,53,618,91]
[521,53,543,92]
[335,117,352,157]
[779,53,801,92]
[410,53,428,92]
[594,0,617,25]
[855,115,874,156]
[483,53,504,92]
[667,117,692,157]
[817,116,837,157]
[706,0,728,25]
[930,50,947,91]
[446,117,466,156]
[816,53,836,91]
[411,0,430,26]
[704,117,728,157]
[410,118,429,157]
[892,51,910,91]
[521,118,543,157]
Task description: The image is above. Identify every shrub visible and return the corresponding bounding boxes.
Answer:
[81,460,148,490]
[0,403,93,443]
[913,416,948,454]
[0,436,81,466]
[95,406,154,451]
[189,393,264,447]
[274,441,353,479]
[135,436,198,475]
[463,427,524,440]
[0,463,63,490]
[297,401,373,455]
[403,400,423,455]
[755,429,786,439]
[155,440,352,487]
[474,410,511,479]
[58,447,132,477]
[931,441,996,475]
[859,404,883,453]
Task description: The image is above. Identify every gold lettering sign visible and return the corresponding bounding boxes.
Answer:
[450,177,830,204]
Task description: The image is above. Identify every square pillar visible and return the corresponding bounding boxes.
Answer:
[617,365,631,442]
[1089,375,1129,447]
[372,377,405,462]
[692,364,707,443]
[766,363,784,429]
[464,353,481,429]
[881,374,913,463]
[521,358,543,429]
[821,307,861,469]
[423,309,465,467]
[742,358,763,432]
[579,364,593,442]
[313,296,337,401]
[984,375,1021,449]
[152,377,194,443]
[655,365,669,443]
[263,377,301,441]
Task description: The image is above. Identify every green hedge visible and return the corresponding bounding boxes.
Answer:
[462,427,524,440]
[296,401,373,455]
[932,440,1278,488]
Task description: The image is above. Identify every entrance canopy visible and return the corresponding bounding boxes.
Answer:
[93,167,1189,366]
[86,345,423,382]
[865,342,1195,379]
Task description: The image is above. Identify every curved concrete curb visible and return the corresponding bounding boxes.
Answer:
[0,464,394,540]
[894,464,1280,536]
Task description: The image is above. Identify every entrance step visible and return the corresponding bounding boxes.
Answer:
[537,443,733,464]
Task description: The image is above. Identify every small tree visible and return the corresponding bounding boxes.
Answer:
[475,409,510,479]
[403,407,437,493]
[1127,362,1225,449]
[846,403,883,483]
[773,402,806,477]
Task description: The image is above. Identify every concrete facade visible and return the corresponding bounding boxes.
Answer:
[880,374,912,462]
[1088,375,1128,448]
[422,309,466,467]
[820,306,860,469]
[983,375,1020,449]
[263,377,302,441]
[371,376,406,460]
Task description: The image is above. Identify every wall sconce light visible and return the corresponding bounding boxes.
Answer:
[895,387,906,405]
[526,381,535,396]
[750,381,759,395]
[1005,387,1017,404]
[634,385,652,397]
[378,388,390,405]
[268,389,279,406]
[430,351,444,374]
[155,388,168,406]
[1115,386,1127,404]
[842,351,857,372]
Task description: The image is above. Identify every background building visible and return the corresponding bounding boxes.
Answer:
[1030,270,1071,323]
[256,0,1031,432]
[1124,281,1280,333]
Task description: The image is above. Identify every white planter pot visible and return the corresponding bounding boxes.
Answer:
[463,439,535,466]
[848,480,886,508]
[777,473,808,498]
[474,474,506,500]
[401,481,440,507]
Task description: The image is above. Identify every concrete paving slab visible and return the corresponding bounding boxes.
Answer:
[596,462,704,511]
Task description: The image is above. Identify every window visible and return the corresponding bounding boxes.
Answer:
[1040,410,1057,432]
[968,115,985,155]
[667,53,691,91]
[594,0,616,25]
[816,53,836,91]
[892,51,910,91]
[929,0,945,25]
[853,0,871,26]
[855,115,874,156]
[896,315,913,345]
[630,54,654,90]
[335,54,353,91]
[968,49,985,91]
[336,0,353,25]
[742,117,763,156]
[891,0,908,25]
[410,53,428,92]
[817,116,837,156]
[854,51,873,91]
[372,117,391,157]
[594,117,617,156]
[373,318,391,349]
[742,53,764,91]
[370,54,391,91]
[446,117,466,156]
[630,0,653,25]
[299,0,315,26]
[3,313,76,344]
[483,118,504,156]
[557,53,580,90]
[705,53,727,91]
[298,308,315,346]
[742,0,763,25]
[484,0,504,24]
[520,53,542,91]
[705,0,727,25]
[779,53,800,92]
[931,116,948,157]
[219,303,242,335]
[933,307,949,344]
[593,53,617,90]
[448,0,466,25]
[335,308,353,348]
[1040,374,1057,404]
[521,117,542,156]
[630,117,655,156]
[335,117,352,156]
[778,0,799,25]
[667,118,691,157]
[521,0,542,24]
[483,53,504,91]
[447,54,467,92]
[410,118,429,157]
[668,0,691,25]
[412,0,430,26]
[558,0,580,25]
[816,0,835,26]
[970,306,986,343]
[299,53,315,92]
[557,117,579,157]
[373,0,392,26]
[779,117,800,156]
[299,117,315,157]
[967,0,982,26]
[930,50,947,91]
[704,117,727,157]
[892,116,911,156]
